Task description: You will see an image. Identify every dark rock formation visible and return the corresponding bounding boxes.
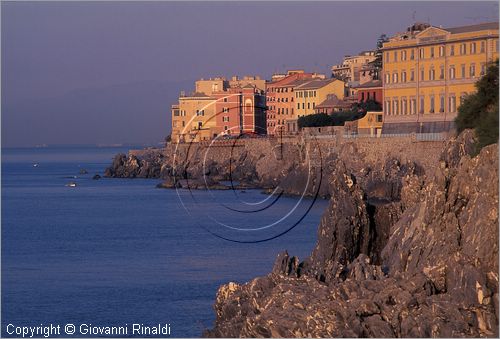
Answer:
[92,174,101,180]
[205,130,499,338]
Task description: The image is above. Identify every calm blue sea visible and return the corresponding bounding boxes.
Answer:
[1,146,328,337]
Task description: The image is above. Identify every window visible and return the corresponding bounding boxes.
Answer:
[224,125,228,131]
[302,103,305,109]
[173,110,180,116]
[222,116,229,122]
[402,98,408,115]
[420,68,425,81]
[481,63,486,75]
[385,73,390,84]
[470,42,476,54]
[410,98,416,114]
[198,121,203,129]
[429,68,435,81]
[439,94,445,113]
[402,50,407,61]
[449,66,456,80]
[385,100,391,115]
[440,65,445,80]
[430,47,435,58]
[222,107,229,113]
[410,49,415,60]
[481,41,485,53]
[297,103,300,109]
[402,71,407,83]
[307,103,310,109]
[410,69,415,81]
[394,51,398,62]
[430,95,435,113]
[173,121,177,127]
[461,64,466,78]
[419,48,424,59]
[460,43,466,55]
[376,114,383,123]
[393,98,399,115]
[420,96,425,114]
[196,109,204,116]
[439,45,445,57]
[449,95,457,113]
[385,52,390,63]
[470,63,476,77]
[393,72,398,83]
[450,45,455,56]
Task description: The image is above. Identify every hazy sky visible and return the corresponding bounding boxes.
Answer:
[2,1,498,147]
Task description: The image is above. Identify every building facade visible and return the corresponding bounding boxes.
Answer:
[355,79,383,104]
[265,70,323,135]
[382,22,499,133]
[331,51,376,82]
[213,85,266,136]
[171,76,266,143]
[294,79,347,118]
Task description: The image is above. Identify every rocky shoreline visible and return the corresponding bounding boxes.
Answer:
[204,130,499,338]
[104,131,498,337]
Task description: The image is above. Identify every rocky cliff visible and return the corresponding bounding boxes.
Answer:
[204,130,499,338]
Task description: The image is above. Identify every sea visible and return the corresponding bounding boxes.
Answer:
[1,146,328,337]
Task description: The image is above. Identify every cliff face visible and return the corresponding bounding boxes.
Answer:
[205,131,499,338]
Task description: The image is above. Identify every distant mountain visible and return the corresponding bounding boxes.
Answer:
[2,79,194,147]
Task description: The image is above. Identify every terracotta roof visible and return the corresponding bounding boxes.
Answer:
[295,78,341,90]
[354,79,382,89]
[315,94,351,109]
[444,22,499,34]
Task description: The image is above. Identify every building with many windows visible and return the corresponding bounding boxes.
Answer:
[265,70,324,135]
[382,22,499,133]
[294,78,347,118]
[171,76,266,143]
[331,51,377,82]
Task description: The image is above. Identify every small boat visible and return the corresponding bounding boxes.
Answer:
[33,163,39,167]
[65,182,77,187]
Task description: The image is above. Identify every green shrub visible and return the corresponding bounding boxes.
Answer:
[455,60,499,152]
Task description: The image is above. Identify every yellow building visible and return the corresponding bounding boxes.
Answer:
[382,22,499,133]
[294,78,346,118]
[171,93,217,143]
[357,111,384,136]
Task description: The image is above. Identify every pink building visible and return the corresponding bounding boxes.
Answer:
[213,85,266,136]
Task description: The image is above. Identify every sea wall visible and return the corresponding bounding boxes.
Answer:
[105,135,445,199]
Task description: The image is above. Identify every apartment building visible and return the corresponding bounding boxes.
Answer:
[382,22,499,133]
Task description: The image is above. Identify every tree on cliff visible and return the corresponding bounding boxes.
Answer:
[455,59,499,152]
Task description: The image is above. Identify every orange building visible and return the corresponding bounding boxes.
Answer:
[266,70,324,135]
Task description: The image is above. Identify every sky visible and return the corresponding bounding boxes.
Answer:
[2,1,498,147]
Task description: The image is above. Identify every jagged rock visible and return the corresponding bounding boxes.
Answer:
[92,174,101,180]
[206,131,499,338]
